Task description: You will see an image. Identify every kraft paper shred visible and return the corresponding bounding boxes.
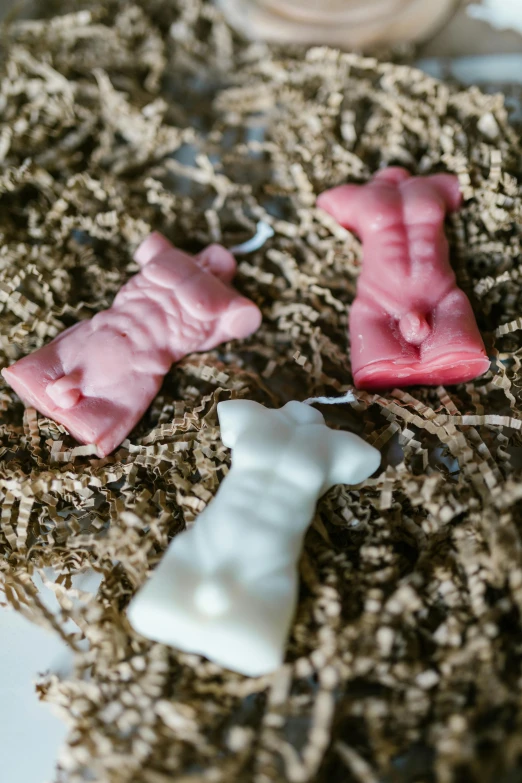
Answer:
[0,1,522,781]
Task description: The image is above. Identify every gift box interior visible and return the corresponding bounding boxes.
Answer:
[1,1,522,781]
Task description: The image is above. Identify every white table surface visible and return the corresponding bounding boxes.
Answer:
[0,571,102,782]
[0,608,69,783]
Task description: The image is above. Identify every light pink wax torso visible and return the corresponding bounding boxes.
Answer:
[1,233,262,457]
[317,168,489,390]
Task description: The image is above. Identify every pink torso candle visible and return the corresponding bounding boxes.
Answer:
[317,168,489,389]
[2,233,261,456]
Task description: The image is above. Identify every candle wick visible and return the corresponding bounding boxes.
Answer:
[229,221,275,255]
[303,390,356,406]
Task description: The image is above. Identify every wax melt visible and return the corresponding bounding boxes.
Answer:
[2,234,261,457]
[317,168,489,389]
[128,399,380,676]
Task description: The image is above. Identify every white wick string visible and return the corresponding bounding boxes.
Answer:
[229,221,274,255]
[303,390,356,406]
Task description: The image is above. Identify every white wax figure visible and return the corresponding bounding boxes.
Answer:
[127,400,380,676]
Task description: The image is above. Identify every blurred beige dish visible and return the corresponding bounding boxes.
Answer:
[219,0,458,49]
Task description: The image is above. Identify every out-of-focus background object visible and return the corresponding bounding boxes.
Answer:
[423,0,522,57]
[219,0,522,54]
[219,0,522,114]
[467,0,522,36]
[219,0,459,50]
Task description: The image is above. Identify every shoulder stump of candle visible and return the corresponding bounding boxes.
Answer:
[317,168,489,390]
[1,234,261,457]
[127,399,381,677]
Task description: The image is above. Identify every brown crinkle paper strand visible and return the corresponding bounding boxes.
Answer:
[1,1,522,781]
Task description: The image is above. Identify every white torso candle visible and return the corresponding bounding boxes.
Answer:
[128,400,380,676]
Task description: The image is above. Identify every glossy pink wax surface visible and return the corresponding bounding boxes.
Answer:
[2,233,262,456]
[317,168,489,390]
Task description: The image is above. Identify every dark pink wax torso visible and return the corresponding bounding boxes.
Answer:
[317,168,489,389]
[355,177,456,312]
